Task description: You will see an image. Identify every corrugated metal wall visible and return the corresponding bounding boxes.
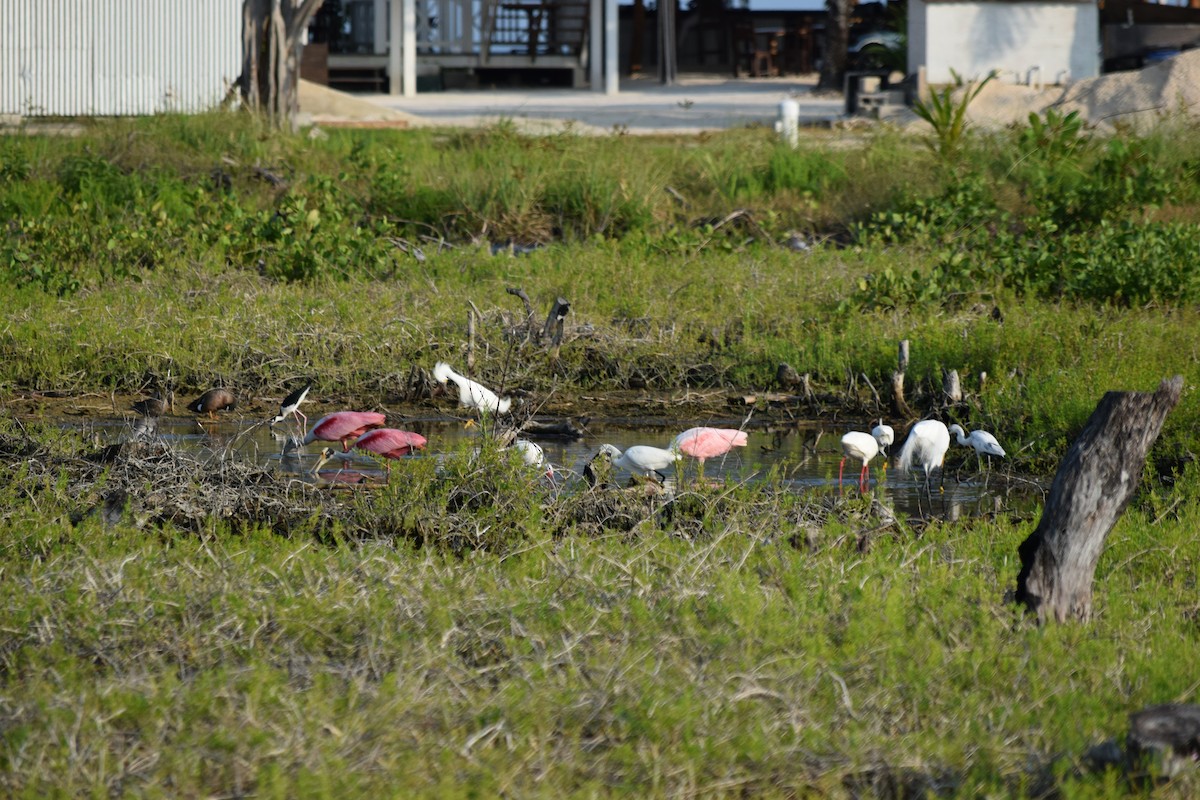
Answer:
[1,0,242,116]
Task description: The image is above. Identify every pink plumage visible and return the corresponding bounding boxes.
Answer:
[671,427,749,462]
[304,411,387,451]
[353,428,428,459]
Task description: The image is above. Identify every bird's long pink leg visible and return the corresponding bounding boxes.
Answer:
[860,462,869,491]
[838,457,846,489]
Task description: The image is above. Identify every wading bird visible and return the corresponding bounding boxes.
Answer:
[303,411,387,452]
[871,422,895,456]
[509,438,554,480]
[187,387,236,420]
[432,362,512,417]
[351,428,427,472]
[592,443,680,483]
[270,383,311,432]
[895,419,951,494]
[838,427,893,491]
[132,391,174,418]
[671,427,748,477]
[948,424,1006,471]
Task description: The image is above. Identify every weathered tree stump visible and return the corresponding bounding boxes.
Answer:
[891,339,914,418]
[1129,704,1200,763]
[1015,376,1183,623]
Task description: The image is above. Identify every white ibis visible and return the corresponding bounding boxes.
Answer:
[303,411,387,452]
[838,427,892,490]
[270,383,311,432]
[593,443,680,482]
[948,424,1006,471]
[895,419,951,493]
[871,422,895,456]
[432,362,512,416]
[509,438,554,480]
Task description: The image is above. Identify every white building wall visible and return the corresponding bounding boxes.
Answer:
[1,0,242,116]
[910,1,1100,85]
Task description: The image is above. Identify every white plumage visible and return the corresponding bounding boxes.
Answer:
[949,424,1006,472]
[839,426,892,488]
[871,422,895,455]
[595,443,680,481]
[895,419,951,490]
[433,361,512,415]
[510,438,554,478]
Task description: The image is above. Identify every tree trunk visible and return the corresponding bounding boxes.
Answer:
[817,0,852,91]
[1015,376,1183,623]
[658,0,677,86]
[241,0,325,129]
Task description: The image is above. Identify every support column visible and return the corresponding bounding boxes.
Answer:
[389,0,417,96]
[589,0,602,90]
[604,0,618,94]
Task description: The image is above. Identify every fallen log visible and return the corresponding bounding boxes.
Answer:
[1015,375,1183,623]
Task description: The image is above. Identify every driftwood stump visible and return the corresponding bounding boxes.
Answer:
[1015,376,1183,623]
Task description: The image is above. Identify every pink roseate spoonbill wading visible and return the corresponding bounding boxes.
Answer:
[895,419,951,494]
[303,411,388,452]
[671,426,748,478]
[838,427,892,491]
[187,387,236,421]
[351,428,428,472]
[432,362,512,424]
[949,424,1006,473]
[270,383,311,433]
[592,443,680,483]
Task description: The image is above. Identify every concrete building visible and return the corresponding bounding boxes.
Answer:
[908,0,1101,85]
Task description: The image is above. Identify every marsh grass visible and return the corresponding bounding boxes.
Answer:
[2,419,1199,797]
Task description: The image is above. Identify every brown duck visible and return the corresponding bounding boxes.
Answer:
[187,387,237,420]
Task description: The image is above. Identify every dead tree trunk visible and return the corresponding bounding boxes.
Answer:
[240,0,325,129]
[891,339,914,418]
[1015,376,1183,623]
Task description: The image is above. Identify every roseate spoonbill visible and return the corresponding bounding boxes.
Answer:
[895,419,951,493]
[270,384,311,431]
[303,411,387,452]
[432,362,512,416]
[671,427,748,476]
[187,387,236,420]
[352,428,427,472]
[838,427,892,490]
[132,392,174,418]
[593,443,680,482]
[948,424,1006,471]
[510,438,554,479]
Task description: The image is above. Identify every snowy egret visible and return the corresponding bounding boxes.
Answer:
[895,419,951,493]
[432,362,512,416]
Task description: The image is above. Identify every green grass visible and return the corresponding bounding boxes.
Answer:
[3,456,1200,797]
[2,112,1199,796]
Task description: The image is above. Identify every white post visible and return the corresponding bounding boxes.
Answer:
[589,0,602,90]
[603,0,618,95]
[389,0,402,94]
[402,0,417,96]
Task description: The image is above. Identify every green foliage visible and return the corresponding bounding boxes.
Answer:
[911,69,997,159]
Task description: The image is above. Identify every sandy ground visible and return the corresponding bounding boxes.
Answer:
[301,73,850,135]
[301,50,1200,135]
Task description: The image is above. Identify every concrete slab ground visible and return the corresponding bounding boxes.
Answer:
[352,73,849,135]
